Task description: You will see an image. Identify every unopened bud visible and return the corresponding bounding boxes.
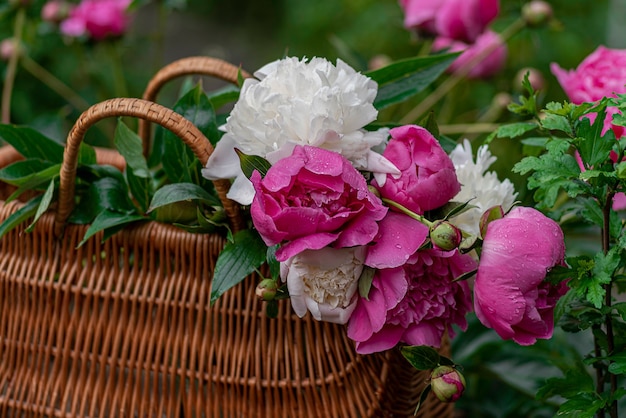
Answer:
[0,39,19,62]
[430,365,466,403]
[368,54,391,70]
[41,0,71,23]
[429,220,462,251]
[479,205,505,238]
[514,67,546,92]
[368,185,381,198]
[255,278,278,301]
[522,1,554,27]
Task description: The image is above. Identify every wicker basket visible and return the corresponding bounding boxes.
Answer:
[0,58,454,418]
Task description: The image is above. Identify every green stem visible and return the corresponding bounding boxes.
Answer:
[381,197,434,228]
[399,18,527,125]
[20,55,90,112]
[1,7,26,124]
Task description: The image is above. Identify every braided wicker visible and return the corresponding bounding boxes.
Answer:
[0,58,455,418]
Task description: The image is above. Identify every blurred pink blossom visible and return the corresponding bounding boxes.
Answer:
[474,207,568,345]
[60,0,132,40]
[399,0,499,43]
[433,30,508,79]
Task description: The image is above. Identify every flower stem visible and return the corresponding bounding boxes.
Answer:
[1,7,26,124]
[381,197,434,228]
[399,17,527,125]
[20,54,91,112]
[602,191,618,418]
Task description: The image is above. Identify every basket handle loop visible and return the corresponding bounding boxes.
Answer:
[138,56,252,155]
[54,98,244,237]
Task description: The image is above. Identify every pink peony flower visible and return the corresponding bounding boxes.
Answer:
[347,249,475,354]
[280,246,366,324]
[399,0,499,43]
[373,125,460,215]
[551,46,626,139]
[251,145,387,262]
[433,30,508,79]
[60,0,132,40]
[474,206,569,345]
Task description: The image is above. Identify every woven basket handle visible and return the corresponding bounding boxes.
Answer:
[138,56,252,155]
[54,97,244,237]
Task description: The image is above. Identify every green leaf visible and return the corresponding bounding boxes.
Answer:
[266,245,280,281]
[0,195,43,239]
[400,345,440,370]
[5,163,61,202]
[235,149,271,179]
[418,111,440,138]
[77,143,97,165]
[162,85,218,183]
[367,53,459,110]
[114,120,150,178]
[556,393,605,418]
[576,116,615,167]
[358,266,375,299]
[210,229,267,305]
[78,209,146,247]
[147,182,220,213]
[607,352,626,375]
[207,84,241,112]
[25,179,56,233]
[70,177,137,224]
[541,113,572,134]
[0,124,64,162]
[265,300,279,318]
[536,369,594,400]
[0,158,57,186]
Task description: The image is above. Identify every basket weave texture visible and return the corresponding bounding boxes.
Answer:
[0,57,455,418]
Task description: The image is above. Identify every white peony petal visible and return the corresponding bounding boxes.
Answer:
[202,134,244,180]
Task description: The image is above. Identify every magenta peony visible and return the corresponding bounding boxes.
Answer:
[433,30,508,79]
[250,145,387,262]
[374,125,460,215]
[60,0,132,40]
[474,206,568,345]
[347,249,475,354]
[399,0,499,43]
[551,46,626,139]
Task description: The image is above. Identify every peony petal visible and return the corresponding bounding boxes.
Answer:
[354,325,405,355]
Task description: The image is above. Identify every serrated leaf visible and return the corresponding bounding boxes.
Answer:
[494,122,538,139]
[25,179,56,233]
[0,124,64,162]
[576,116,615,167]
[607,351,626,375]
[235,149,271,179]
[0,195,43,239]
[556,394,604,418]
[367,53,459,110]
[78,209,146,247]
[536,369,594,400]
[210,229,267,305]
[400,345,441,370]
[147,182,220,213]
[541,113,572,134]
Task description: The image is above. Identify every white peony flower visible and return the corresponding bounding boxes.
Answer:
[280,246,366,324]
[202,56,399,205]
[448,139,517,236]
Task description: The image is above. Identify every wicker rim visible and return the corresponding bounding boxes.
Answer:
[138,56,252,155]
[54,97,243,237]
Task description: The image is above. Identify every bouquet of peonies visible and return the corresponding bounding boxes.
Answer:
[201,56,570,404]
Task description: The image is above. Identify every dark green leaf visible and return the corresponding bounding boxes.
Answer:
[5,163,61,202]
[414,384,432,416]
[418,111,440,138]
[607,352,626,375]
[556,393,605,418]
[236,149,271,179]
[210,229,267,305]
[26,179,56,233]
[126,165,152,213]
[0,124,64,162]
[77,143,97,165]
[368,53,459,110]
[576,116,615,167]
[266,245,280,280]
[70,177,137,224]
[265,300,279,318]
[207,84,241,111]
[400,345,440,370]
[536,369,594,400]
[0,195,43,239]
[78,209,146,247]
[148,182,220,213]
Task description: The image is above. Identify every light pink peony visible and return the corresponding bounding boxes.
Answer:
[474,206,569,345]
[433,30,507,79]
[251,145,387,262]
[60,0,132,40]
[551,46,626,139]
[347,249,475,354]
[373,125,460,215]
[399,0,499,43]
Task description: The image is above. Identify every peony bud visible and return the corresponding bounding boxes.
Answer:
[255,278,278,301]
[522,1,554,27]
[41,0,71,23]
[429,220,462,251]
[479,205,504,239]
[0,38,19,62]
[514,67,546,92]
[430,365,466,403]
